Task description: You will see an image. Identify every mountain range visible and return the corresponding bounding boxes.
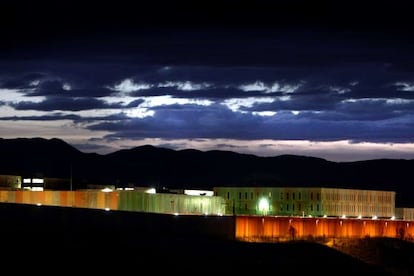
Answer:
[0,137,413,207]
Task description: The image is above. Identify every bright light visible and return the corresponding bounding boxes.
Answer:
[258,197,270,215]
[102,187,113,192]
[23,178,31,183]
[145,188,156,194]
[323,214,327,218]
[174,213,179,216]
[372,215,378,220]
[391,216,396,220]
[32,178,44,184]
[31,187,44,191]
[184,190,214,196]
[36,203,42,206]
[105,208,110,211]
[357,215,362,219]
[341,214,346,219]
[117,187,135,191]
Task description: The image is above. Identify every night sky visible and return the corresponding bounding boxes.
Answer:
[2,1,414,161]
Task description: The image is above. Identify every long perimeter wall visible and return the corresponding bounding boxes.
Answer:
[236,215,414,241]
[0,190,226,215]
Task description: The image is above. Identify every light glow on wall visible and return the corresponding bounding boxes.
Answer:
[145,188,156,194]
[258,197,270,215]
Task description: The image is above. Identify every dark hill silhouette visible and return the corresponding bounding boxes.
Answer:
[0,202,393,275]
[0,137,413,207]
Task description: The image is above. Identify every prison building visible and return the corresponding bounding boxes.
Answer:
[214,187,396,219]
[396,207,414,221]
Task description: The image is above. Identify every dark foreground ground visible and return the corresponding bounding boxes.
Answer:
[1,203,412,275]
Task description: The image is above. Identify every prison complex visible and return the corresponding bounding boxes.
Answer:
[1,174,414,242]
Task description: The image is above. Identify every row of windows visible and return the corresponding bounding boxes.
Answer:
[324,205,393,213]
[239,203,393,215]
[229,191,321,201]
[226,191,394,203]
[283,203,320,212]
[239,203,321,212]
[324,193,394,202]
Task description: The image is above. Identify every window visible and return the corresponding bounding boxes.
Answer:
[280,192,283,200]
[251,192,254,199]
[227,192,230,199]
[310,192,313,200]
[299,192,301,200]
[245,192,248,200]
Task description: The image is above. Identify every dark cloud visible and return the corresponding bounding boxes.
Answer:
[0,73,46,89]
[79,102,414,144]
[72,142,114,154]
[0,114,81,121]
[12,97,107,112]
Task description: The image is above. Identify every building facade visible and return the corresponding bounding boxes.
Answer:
[396,208,414,221]
[214,187,396,219]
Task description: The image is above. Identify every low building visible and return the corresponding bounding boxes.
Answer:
[214,187,396,219]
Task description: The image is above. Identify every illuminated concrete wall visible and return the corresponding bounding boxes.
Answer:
[235,215,414,241]
[0,175,21,189]
[321,188,395,219]
[396,208,414,221]
[214,187,395,219]
[0,190,226,215]
[117,190,226,215]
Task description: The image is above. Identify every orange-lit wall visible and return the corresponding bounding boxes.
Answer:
[235,215,414,241]
[0,190,225,215]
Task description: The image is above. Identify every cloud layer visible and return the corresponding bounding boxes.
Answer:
[1,14,414,161]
